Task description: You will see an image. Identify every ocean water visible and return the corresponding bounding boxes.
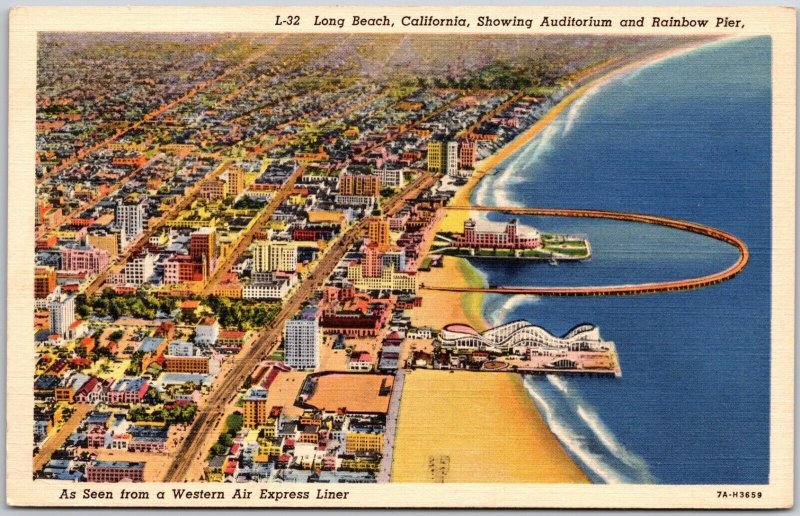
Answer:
[470,37,771,484]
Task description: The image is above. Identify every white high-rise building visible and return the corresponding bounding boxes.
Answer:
[49,292,75,337]
[124,252,156,286]
[284,306,321,371]
[445,141,459,177]
[251,240,297,273]
[115,198,146,241]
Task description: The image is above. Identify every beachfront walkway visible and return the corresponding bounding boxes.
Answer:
[378,369,405,483]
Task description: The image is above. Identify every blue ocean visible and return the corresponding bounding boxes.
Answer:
[471,37,771,484]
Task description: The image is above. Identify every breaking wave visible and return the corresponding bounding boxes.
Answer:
[522,375,656,484]
[562,83,604,135]
[486,295,542,327]
[473,120,562,207]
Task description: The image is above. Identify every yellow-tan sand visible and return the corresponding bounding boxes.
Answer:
[414,256,487,333]
[392,369,589,483]
[439,39,714,235]
[400,74,622,483]
[398,43,714,483]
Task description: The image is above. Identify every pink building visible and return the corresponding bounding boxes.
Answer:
[74,377,106,404]
[86,426,106,449]
[106,378,149,405]
[363,242,383,278]
[86,461,145,483]
[456,219,541,250]
[60,245,110,274]
[164,255,204,284]
[459,139,477,169]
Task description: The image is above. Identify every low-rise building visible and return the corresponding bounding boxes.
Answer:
[85,461,145,483]
[347,351,373,372]
[106,377,149,405]
[196,316,220,346]
[164,355,210,374]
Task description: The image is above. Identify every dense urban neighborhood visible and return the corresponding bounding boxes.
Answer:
[33,33,692,483]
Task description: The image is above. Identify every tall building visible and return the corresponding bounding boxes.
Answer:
[34,266,57,299]
[363,241,383,278]
[339,173,380,198]
[251,240,297,273]
[124,252,156,286]
[427,140,444,172]
[189,227,217,277]
[381,250,406,273]
[49,292,75,336]
[427,140,460,175]
[115,198,146,241]
[242,388,270,427]
[284,305,322,371]
[189,227,217,262]
[366,217,391,248]
[459,139,477,169]
[445,141,459,176]
[226,167,245,197]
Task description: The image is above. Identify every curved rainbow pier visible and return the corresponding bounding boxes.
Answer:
[424,205,749,296]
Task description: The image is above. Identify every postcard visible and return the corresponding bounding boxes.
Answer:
[7,5,795,508]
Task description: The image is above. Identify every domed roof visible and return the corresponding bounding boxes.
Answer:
[442,323,479,335]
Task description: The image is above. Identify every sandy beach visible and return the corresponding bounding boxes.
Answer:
[438,38,720,235]
[391,370,589,483]
[404,39,718,484]
[413,256,487,333]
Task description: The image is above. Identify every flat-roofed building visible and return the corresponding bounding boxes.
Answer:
[49,292,75,337]
[339,173,380,198]
[284,305,322,371]
[115,197,146,241]
[85,461,145,483]
[35,266,57,299]
[60,245,110,274]
[251,240,297,273]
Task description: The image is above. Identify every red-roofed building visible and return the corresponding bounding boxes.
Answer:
[78,337,96,356]
[75,376,105,404]
[217,330,247,352]
[180,300,200,319]
[155,321,176,340]
[70,357,92,369]
[224,459,238,477]
[347,351,373,372]
[276,454,291,469]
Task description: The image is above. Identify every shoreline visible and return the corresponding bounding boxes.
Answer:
[433,37,721,324]
[439,36,724,235]
[391,370,590,483]
[409,38,719,484]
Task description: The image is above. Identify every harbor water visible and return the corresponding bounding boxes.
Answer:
[471,37,771,484]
